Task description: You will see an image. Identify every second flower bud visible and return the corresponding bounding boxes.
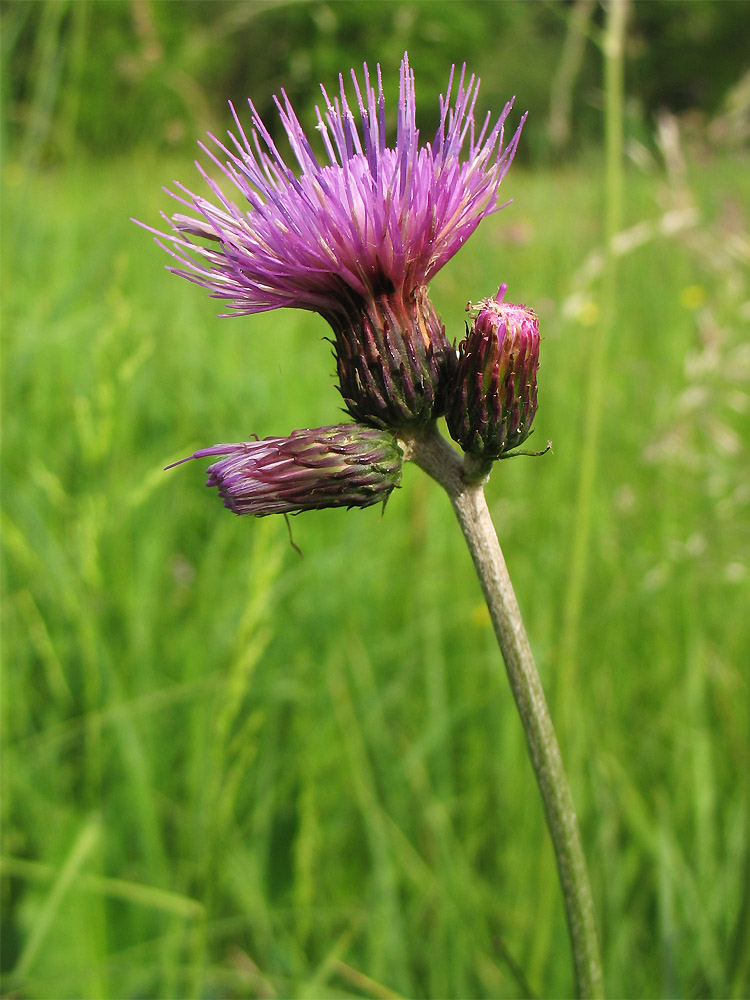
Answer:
[446,285,540,461]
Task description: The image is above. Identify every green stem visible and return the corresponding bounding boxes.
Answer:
[402,427,604,999]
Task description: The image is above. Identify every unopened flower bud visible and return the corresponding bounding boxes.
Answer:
[446,285,539,459]
[168,425,403,516]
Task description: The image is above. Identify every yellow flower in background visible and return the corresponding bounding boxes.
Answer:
[578,300,600,326]
[680,284,707,310]
[471,602,491,627]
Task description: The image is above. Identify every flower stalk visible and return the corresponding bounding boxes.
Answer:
[401,425,604,1000]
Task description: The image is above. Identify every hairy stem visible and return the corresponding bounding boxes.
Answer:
[401,426,604,999]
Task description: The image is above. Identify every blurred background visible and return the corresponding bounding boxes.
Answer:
[1,2,749,997]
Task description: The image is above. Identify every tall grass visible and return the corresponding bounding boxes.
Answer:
[2,136,749,997]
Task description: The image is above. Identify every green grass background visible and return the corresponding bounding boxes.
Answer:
[3,91,750,1000]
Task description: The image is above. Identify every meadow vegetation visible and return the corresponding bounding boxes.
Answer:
[2,3,749,997]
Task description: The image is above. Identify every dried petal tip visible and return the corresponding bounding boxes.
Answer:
[171,425,403,517]
[446,288,540,460]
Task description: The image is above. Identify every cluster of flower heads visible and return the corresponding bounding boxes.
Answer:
[147,53,540,516]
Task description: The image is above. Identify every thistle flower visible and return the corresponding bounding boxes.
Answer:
[143,53,525,429]
[167,425,403,516]
[446,284,539,459]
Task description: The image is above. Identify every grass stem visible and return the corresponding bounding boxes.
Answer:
[557,0,629,740]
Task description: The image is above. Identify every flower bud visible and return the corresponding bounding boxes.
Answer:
[168,425,403,516]
[446,285,539,459]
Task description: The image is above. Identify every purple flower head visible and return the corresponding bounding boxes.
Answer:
[446,284,540,459]
[168,425,403,516]
[150,53,524,315]
[143,53,525,429]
